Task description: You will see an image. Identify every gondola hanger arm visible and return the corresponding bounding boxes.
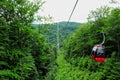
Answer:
[100,32,105,45]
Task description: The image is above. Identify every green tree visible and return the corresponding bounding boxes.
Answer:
[0,0,54,80]
[54,7,120,80]
[103,8,120,57]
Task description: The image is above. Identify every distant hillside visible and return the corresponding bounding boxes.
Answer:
[32,21,82,45]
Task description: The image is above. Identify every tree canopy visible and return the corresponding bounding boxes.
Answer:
[0,0,54,80]
[0,0,120,80]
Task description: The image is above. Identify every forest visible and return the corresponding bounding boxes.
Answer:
[0,0,120,80]
[32,21,81,45]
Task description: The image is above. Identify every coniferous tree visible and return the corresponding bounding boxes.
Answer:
[0,0,54,80]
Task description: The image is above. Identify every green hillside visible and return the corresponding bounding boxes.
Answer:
[48,7,120,80]
[0,0,120,80]
[33,22,82,45]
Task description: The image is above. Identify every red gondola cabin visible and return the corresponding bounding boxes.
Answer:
[91,44,106,62]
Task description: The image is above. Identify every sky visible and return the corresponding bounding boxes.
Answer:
[37,0,119,23]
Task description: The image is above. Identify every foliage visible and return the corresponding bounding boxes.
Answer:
[32,22,81,45]
[1,0,120,80]
[52,7,120,80]
[0,0,54,80]
[54,51,120,80]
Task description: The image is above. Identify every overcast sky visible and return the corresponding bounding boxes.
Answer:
[37,0,119,23]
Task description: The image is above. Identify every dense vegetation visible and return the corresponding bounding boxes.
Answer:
[51,6,120,80]
[0,0,55,80]
[33,22,81,46]
[0,0,120,80]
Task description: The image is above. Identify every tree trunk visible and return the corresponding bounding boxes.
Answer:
[118,39,120,58]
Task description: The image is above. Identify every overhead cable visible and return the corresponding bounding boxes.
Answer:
[66,0,79,26]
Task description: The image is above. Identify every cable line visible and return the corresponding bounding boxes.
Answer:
[66,0,79,26]
[56,0,79,53]
[57,23,60,53]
